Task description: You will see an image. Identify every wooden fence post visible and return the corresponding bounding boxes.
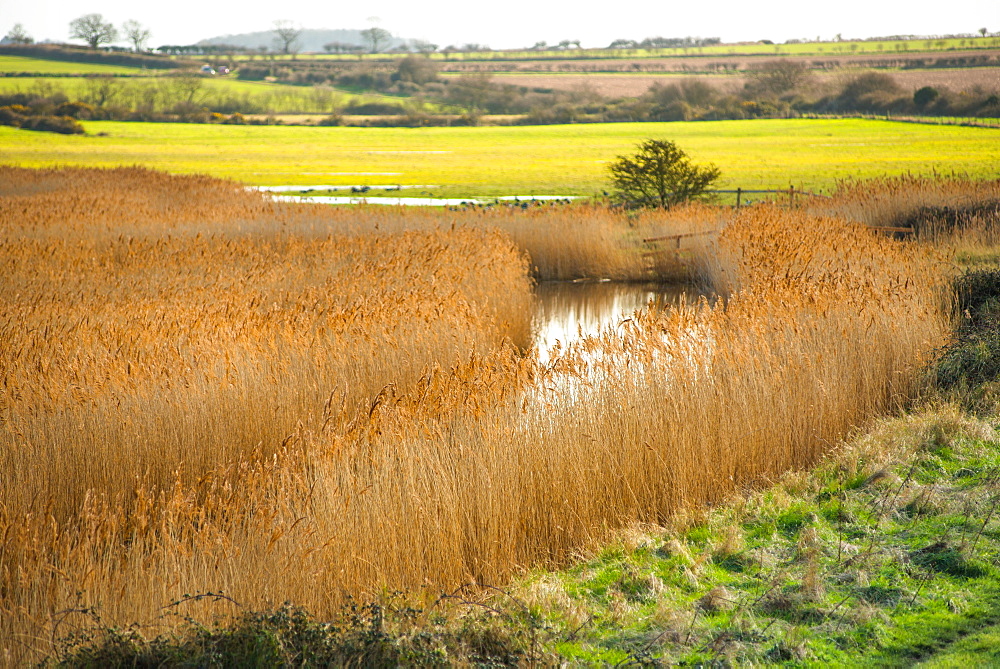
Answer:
[789,185,795,208]
[736,187,742,210]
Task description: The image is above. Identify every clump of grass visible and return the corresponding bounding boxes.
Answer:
[935,268,1000,403]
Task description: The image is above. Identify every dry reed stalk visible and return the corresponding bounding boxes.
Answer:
[814,175,1000,249]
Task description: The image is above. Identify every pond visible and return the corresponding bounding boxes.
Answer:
[532,281,702,363]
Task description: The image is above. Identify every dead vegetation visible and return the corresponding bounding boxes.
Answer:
[2,167,998,664]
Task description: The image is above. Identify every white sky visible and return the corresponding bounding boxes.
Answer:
[1,0,996,50]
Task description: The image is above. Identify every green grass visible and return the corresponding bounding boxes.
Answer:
[918,622,1000,667]
[1,118,997,198]
[0,55,147,75]
[489,403,1000,666]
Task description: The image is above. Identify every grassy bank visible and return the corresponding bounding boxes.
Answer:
[1,118,998,197]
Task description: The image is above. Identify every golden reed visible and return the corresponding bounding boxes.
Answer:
[1,166,990,664]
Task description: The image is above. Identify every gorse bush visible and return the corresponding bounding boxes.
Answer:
[0,105,84,133]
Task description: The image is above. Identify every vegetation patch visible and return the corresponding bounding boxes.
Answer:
[45,406,1000,666]
[3,169,1000,666]
[936,269,1000,401]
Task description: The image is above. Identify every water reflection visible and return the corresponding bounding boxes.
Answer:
[532,281,700,363]
[269,194,580,207]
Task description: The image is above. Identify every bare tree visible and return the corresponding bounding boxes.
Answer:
[360,26,392,53]
[273,20,302,55]
[4,23,33,45]
[411,39,438,54]
[82,75,123,107]
[122,19,151,52]
[69,14,118,49]
[745,60,812,97]
[169,73,205,104]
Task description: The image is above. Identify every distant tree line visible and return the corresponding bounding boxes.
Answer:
[608,36,722,49]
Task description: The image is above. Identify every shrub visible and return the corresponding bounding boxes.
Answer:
[914,86,940,108]
[54,101,95,119]
[607,139,721,209]
[0,106,26,127]
[393,56,438,85]
[837,73,904,111]
[936,269,1000,391]
[20,115,85,134]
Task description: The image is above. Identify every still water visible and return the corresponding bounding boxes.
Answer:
[265,192,579,207]
[531,281,700,363]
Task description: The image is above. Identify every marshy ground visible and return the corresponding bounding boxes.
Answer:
[2,167,999,666]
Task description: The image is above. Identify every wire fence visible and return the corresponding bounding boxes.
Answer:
[704,187,830,208]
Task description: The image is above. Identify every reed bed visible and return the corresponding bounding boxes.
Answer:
[0,167,964,664]
[815,175,1000,254]
[270,201,666,282]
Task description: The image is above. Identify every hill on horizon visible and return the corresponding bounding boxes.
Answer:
[197,28,409,53]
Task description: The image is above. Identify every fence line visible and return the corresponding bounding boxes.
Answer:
[801,112,1000,129]
[704,186,831,209]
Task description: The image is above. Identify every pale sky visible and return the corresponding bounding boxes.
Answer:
[1,0,996,50]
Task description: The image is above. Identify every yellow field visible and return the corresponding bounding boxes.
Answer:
[2,119,999,198]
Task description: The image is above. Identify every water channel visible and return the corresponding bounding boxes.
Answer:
[531,281,701,363]
[256,186,579,207]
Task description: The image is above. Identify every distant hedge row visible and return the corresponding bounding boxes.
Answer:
[0,104,84,134]
[0,44,183,70]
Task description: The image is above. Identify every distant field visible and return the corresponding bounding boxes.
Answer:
[0,55,144,75]
[269,36,1000,62]
[1,118,997,197]
[0,75,407,114]
[488,66,1000,97]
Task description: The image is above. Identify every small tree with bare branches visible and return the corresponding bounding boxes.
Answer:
[273,20,302,55]
[122,19,151,52]
[361,26,392,53]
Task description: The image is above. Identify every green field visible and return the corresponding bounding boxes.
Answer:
[0,55,146,75]
[1,119,998,197]
[0,75,409,115]
[273,36,1000,63]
